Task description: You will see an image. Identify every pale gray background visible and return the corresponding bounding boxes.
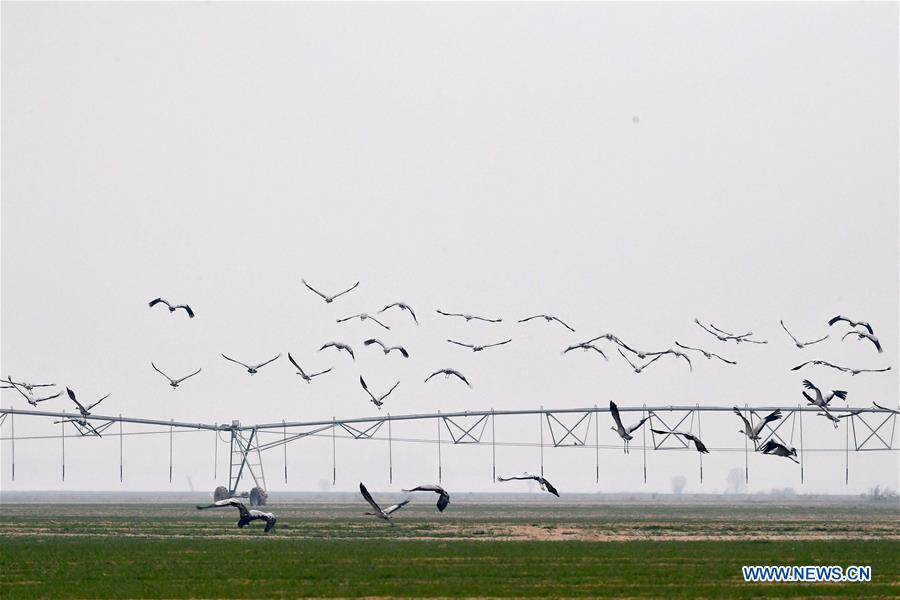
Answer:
[2,2,897,495]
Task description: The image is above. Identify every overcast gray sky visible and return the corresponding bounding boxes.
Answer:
[2,2,897,496]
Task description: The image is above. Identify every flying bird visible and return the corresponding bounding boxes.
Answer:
[359,376,399,409]
[337,313,390,330]
[733,407,782,449]
[424,368,471,387]
[779,320,828,348]
[301,279,359,304]
[151,363,201,389]
[318,342,354,361]
[363,339,409,358]
[801,379,847,408]
[841,330,883,353]
[645,349,693,371]
[0,378,55,392]
[55,387,109,435]
[7,381,59,407]
[287,353,332,383]
[518,314,575,332]
[402,485,450,512]
[148,298,194,318]
[609,400,650,453]
[359,482,409,523]
[562,342,608,360]
[694,319,766,344]
[379,302,419,325]
[221,353,281,375]
[196,498,276,532]
[446,339,512,352]
[674,342,736,364]
[436,310,502,323]
[828,315,874,335]
[496,473,560,497]
[872,402,900,415]
[651,428,710,453]
[617,349,663,373]
[791,360,891,376]
[758,439,799,464]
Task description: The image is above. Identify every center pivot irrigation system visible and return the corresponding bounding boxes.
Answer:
[2,404,897,503]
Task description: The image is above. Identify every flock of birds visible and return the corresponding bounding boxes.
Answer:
[2,280,895,532]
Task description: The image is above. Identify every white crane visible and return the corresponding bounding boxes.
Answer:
[651,428,710,453]
[841,330,883,353]
[359,376,399,409]
[402,485,450,512]
[379,302,418,325]
[674,342,736,365]
[301,279,359,304]
[801,379,848,408]
[196,498,276,532]
[287,353,332,383]
[359,482,409,523]
[1,378,55,392]
[447,339,512,352]
[779,320,828,348]
[791,360,891,376]
[496,472,560,497]
[562,342,608,360]
[758,439,799,464]
[318,341,354,361]
[518,314,575,332]
[733,407,782,449]
[828,315,874,335]
[7,381,60,407]
[424,369,471,387]
[337,313,390,330]
[54,387,109,436]
[151,363,201,388]
[148,297,194,318]
[436,309,502,323]
[221,353,281,375]
[363,338,409,358]
[609,401,650,454]
[617,349,663,373]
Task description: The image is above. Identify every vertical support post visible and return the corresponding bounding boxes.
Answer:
[168,418,173,484]
[594,405,599,484]
[213,424,218,481]
[10,409,14,482]
[331,416,336,485]
[696,404,703,485]
[283,420,288,484]
[61,412,66,482]
[119,414,123,483]
[388,414,393,484]
[437,412,442,483]
[799,406,804,484]
[539,406,544,478]
[743,404,749,484]
[642,404,647,484]
[845,414,849,485]
[491,409,496,483]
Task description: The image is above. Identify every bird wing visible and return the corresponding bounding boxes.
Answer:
[395,346,409,358]
[471,315,502,323]
[66,387,88,413]
[518,315,541,323]
[85,394,109,412]
[643,353,664,367]
[424,371,439,383]
[436,309,461,318]
[359,377,376,401]
[541,479,560,497]
[148,297,169,308]
[379,303,398,313]
[301,279,328,299]
[380,381,400,400]
[867,334,883,353]
[176,305,195,318]
[447,339,473,348]
[483,339,512,349]
[451,371,471,386]
[762,409,783,425]
[757,439,779,454]
[287,352,306,376]
[790,361,812,371]
[34,391,61,403]
[609,401,626,432]
[733,408,753,433]
[9,381,35,402]
[626,416,650,434]
[221,354,252,369]
[151,362,174,383]
[175,368,202,384]
[263,516,276,532]
[331,281,360,299]
[359,482,381,513]
[254,354,281,370]
[364,338,384,349]
[617,348,637,370]
[384,500,410,515]
[801,379,820,394]
[551,317,575,332]
[780,320,800,344]
[873,402,900,415]
[405,305,419,324]
[368,316,390,330]
[497,474,532,482]
[308,368,332,378]
[436,491,450,512]
[711,352,736,364]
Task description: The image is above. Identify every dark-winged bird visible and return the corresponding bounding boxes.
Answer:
[149,298,194,318]
[364,339,409,358]
[424,368,470,387]
[196,498,276,532]
[359,376,399,409]
[287,353,332,383]
[496,472,560,497]
[402,485,450,512]
[379,302,419,325]
[301,279,359,304]
[221,353,281,375]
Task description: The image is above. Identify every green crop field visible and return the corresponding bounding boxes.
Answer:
[1,502,898,598]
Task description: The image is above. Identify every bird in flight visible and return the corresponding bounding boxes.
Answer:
[758,439,799,464]
[359,482,409,523]
[674,342,736,365]
[872,402,900,415]
[424,368,471,387]
[1,378,55,392]
[318,342,354,361]
[645,349,693,372]
[446,339,512,352]
[148,298,194,318]
[402,485,450,512]
[617,349,663,373]
[779,320,828,348]
[733,407,782,450]
[55,387,108,436]
[801,379,847,408]
[221,353,281,375]
[694,319,766,344]
[828,315,874,335]
[301,279,359,304]
[196,498,276,532]
[562,342,608,360]
[337,313,390,330]
[651,428,710,453]
[379,302,419,325]
[364,339,409,358]
[359,376,399,409]
[609,400,650,453]
[6,381,60,407]
[287,353,332,383]
[518,314,575,332]
[791,360,890,376]
[436,310,502,323]
[151,363,201,389]
[497,473,560,497]
[841,330,883,353]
